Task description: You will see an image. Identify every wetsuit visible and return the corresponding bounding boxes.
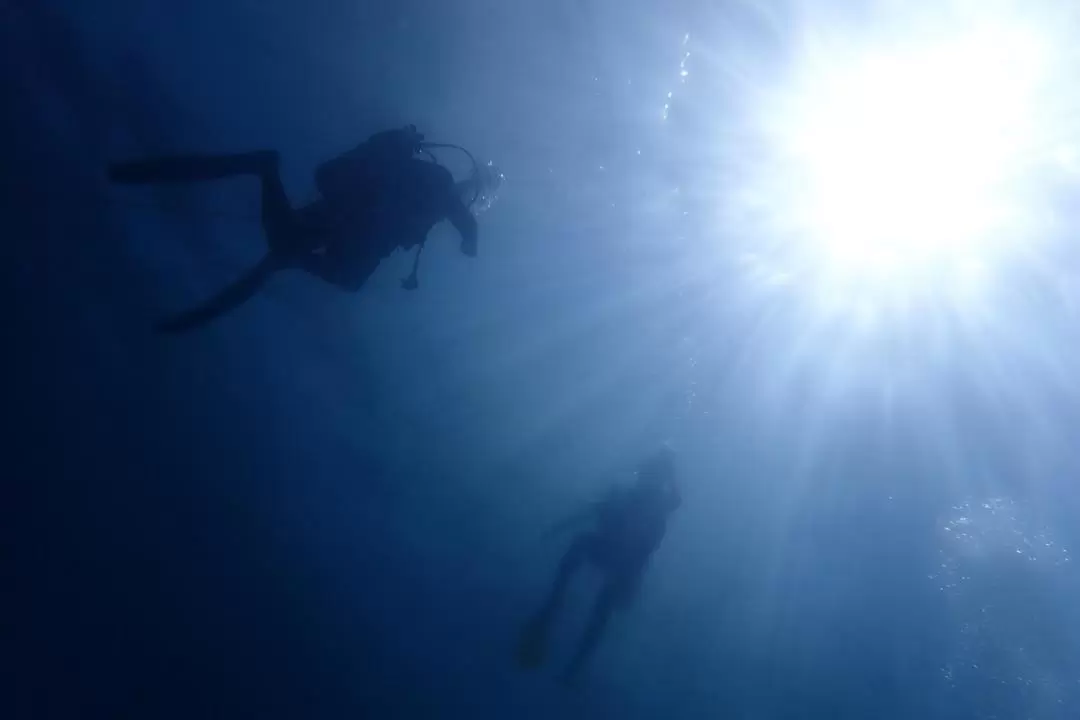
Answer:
[109,127,477,332]
[518,478,681,681]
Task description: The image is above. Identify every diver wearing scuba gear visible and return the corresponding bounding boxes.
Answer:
[517,447,682,684]
[109,126,493,333]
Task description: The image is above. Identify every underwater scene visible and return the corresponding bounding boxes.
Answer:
[7,1,1080,717]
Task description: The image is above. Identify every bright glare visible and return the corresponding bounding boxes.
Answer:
[794,33,1041,272]
[753,20,1063,300]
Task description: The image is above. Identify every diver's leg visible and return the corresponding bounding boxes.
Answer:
[540,535,596,618]
[257,157,301,254]
[110,151,304,255]
[292,242,381,293]
[109,150,279,185]
[516,534,598,669]
[562,578,623,683]
[156,254,283,333]
[295,201,334,239]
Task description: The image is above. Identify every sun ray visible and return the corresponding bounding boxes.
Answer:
[728,5,1078,317]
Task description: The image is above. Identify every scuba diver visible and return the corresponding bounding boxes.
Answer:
[517,446,682,684]
[108,125,502,333]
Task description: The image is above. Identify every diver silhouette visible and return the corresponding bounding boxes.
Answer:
[517,446,682,684]
[109,126,500,333]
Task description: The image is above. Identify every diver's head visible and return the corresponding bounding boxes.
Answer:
[455,161,504,214]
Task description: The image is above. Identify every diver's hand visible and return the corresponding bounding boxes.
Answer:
[461,236,478,258]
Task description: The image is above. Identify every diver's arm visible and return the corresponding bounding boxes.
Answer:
[447,198,478,257]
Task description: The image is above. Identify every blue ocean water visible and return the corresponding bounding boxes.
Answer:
[7,1,1080,717]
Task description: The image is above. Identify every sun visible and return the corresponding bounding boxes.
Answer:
[794,32,1041,270]
[739,14,1068,309]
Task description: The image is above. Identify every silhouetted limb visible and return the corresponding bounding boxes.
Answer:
[516,534,600,669]
[292,243,382,293]
[156,254,283,333]
[561,579,620,684]
[543,534,597,617]
[109,151,302,254]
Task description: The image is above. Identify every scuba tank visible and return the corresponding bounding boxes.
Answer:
[313,126,501,290]
[315,125,425,206]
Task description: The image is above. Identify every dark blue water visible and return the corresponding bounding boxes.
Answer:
[8,1,1080,717]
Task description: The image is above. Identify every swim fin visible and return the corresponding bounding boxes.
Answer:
[156,253,283,333]
[515,612,550,669]
[109,151,278,185]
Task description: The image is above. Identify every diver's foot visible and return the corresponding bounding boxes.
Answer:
[516,613,551,670]
[247,149,279,174]
[108,151,279,185]
[108,161,156,184]
[155,313,194,334]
